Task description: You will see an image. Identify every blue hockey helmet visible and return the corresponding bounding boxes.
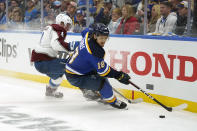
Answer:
[92,23,109,36]
[88,23,96,36]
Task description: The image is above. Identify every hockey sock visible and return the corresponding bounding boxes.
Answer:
[49,77,63,88]
[99,80,117,104]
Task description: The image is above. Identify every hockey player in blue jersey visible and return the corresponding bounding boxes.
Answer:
[65,23,131,109]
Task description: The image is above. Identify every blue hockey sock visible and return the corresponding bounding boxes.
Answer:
[99,80,116,104]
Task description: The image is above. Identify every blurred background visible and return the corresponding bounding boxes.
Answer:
[0,0,196,37]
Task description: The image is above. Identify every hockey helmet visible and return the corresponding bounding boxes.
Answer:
[56,13,72,26]
[92,23,109,36]
[88,23,96,37]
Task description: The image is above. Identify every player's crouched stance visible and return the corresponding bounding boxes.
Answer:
[31,13,76,98]
[65,23,130,109]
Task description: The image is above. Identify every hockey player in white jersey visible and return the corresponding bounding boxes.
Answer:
[31,13,76,98]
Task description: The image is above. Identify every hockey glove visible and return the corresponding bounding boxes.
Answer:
[116,71,130,85]
[69,41,80,51]
[57,51,70,60]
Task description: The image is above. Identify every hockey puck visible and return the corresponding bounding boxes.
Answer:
[159,115,165,118]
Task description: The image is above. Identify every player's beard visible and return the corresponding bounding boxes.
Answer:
[99,42,105,47]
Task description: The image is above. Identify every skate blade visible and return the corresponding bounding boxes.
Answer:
[172,103,188,111]
[124,106,129,110]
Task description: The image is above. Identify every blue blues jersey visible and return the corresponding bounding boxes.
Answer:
[81,27,89,38]
[66,33,120,78]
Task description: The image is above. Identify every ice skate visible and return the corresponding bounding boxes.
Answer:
[45,86,63,98]
[110,99,127,109]
[96,98,109,105]
[80,89,101,101]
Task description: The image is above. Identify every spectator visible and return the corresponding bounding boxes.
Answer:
[77,0,96,13]
[95,0,104,15]
[103,0,116,12]
[52,0,62,17]
[0,1,6,26]
[9,0,19,11]
[73,9,86,33]
[175,1,192,35]
[34,0,41,10]
[170,0,182,12]
[24,0,40,26]
[135,0,157,35]
[60,0,70,12]
[77,0,96,25]
[149,1,177,36]
[126,0,142,9]
[94,2,111,25]
[126,0,142,5]
[78,0,94,7]
[136,0,157,23]
[191,0,197,36]
[116,0,126,8]
[66,1,77,25]
[191,0,194,10]
[78,0,92,7]
[108,7,122,34]
[136,0,145,23]
[115,4,139,35]
[147,4,161,33]
[93,0,103,7]
[17,0,25,8]
[9,7,23,29]
[8,0,20,19]
[44,3,56,25]
[17,0,25,17]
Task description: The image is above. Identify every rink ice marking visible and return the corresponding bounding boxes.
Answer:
[0,106,86,131]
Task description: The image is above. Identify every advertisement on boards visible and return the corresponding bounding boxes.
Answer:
[0,32,197,103]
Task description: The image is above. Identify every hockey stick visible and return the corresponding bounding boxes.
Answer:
[112,87,143,104]
[129,81,188,112]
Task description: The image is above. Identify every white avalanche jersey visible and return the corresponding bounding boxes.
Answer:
[31,24,70,62]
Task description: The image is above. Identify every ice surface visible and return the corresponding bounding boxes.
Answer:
[0,76,196,131]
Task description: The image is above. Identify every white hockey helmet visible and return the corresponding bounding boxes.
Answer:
[56,13,72,26]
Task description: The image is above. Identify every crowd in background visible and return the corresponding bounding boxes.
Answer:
[0,0,196,37]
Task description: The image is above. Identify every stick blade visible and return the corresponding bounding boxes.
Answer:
[129,98,143,104]
[172,103,188,111]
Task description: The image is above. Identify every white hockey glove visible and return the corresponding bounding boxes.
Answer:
[57,51,70,60]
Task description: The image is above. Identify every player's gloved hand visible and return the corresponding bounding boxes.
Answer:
[57,51,70,60]
[116,71,130,85]
[69,41,80,51]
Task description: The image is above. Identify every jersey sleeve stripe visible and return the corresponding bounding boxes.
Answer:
[66,65,84,75]
[98,64,109,75]
[65,69,76,74]
[99,66,111,77]
[85,33,92,54]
